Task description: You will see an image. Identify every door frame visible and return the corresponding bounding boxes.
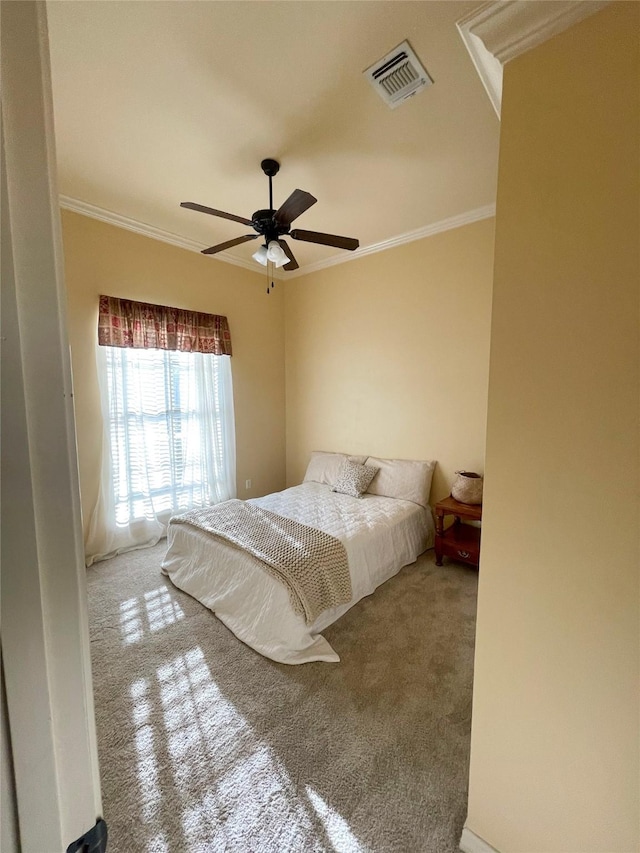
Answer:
[1,2,102,850]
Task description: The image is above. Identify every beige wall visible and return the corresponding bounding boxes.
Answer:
[467,5,639,852]
[62,211,286,540]
[284,217,495,499]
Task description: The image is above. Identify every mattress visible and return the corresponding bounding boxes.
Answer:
[161,482,434,664]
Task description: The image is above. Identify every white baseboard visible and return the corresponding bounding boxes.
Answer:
[460,826,500,853]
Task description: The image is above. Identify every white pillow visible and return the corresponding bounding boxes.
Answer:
[364,457,436,508]
[332,460,379,498]
[303,451,367,486]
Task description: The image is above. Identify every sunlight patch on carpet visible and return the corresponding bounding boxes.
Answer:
[130,681,163,825]
[134,646,324,848]
[119,587,185,645]
[120,597,143,644]
[144,587,185,633]
[306,786,368,852]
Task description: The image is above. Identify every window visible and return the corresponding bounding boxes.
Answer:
[85,296,236,566]
[106,346,234,526]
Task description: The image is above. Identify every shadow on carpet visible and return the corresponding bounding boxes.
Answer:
[87,543,477,853]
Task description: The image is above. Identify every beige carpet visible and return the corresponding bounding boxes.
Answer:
[87,542,477,852]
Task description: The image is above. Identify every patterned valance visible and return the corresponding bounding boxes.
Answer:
[98,295,232,355]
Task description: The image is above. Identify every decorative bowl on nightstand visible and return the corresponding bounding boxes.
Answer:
[450,471,483,505]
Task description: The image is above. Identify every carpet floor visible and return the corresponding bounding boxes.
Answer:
[87,542,478,853]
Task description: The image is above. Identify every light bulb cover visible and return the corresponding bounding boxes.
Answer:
[252,245,268,266]
[266,240,287,264]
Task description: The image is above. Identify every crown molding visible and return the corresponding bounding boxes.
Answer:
[59,195,266,277]
[59,194,495,281]
[285,204,496,279]
[471,0,610,65]
[457,0,609,117]
[457,9,503,118]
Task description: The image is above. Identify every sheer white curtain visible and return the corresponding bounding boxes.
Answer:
[85,345,236,566]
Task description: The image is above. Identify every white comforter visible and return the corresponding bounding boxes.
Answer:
[161,482,434,664]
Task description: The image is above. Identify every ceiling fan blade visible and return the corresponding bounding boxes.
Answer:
[181,201,253,227]
[201,234,258,255]
[277,239,299,271]
[274,189,317,227]
[289,229,359,251]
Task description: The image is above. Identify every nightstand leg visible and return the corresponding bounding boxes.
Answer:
[435,512,444,566]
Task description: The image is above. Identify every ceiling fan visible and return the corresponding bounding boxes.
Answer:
[180,159,359,272]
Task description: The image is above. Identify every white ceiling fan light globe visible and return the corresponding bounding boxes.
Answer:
[266,240,287,264]
[252,245,268,266]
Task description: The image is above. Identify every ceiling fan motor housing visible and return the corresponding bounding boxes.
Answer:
[251,208,289,242]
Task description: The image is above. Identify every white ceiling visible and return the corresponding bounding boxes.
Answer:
[46,1,500,274]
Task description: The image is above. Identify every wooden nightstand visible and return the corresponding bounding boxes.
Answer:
[434,495,482,568]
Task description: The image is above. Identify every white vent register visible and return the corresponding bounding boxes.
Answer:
[364,40,433,109]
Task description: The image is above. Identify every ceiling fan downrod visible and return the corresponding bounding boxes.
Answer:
[260,158,280,212]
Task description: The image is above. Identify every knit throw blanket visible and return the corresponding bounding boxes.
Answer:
[171,500,352,624]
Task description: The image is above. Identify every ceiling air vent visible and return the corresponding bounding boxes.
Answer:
[364,40,433,109]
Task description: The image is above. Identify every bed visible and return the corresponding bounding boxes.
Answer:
[161,452,436,664]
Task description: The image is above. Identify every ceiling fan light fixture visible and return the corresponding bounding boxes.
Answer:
[266,239,287,264]
[252,245,268,266]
